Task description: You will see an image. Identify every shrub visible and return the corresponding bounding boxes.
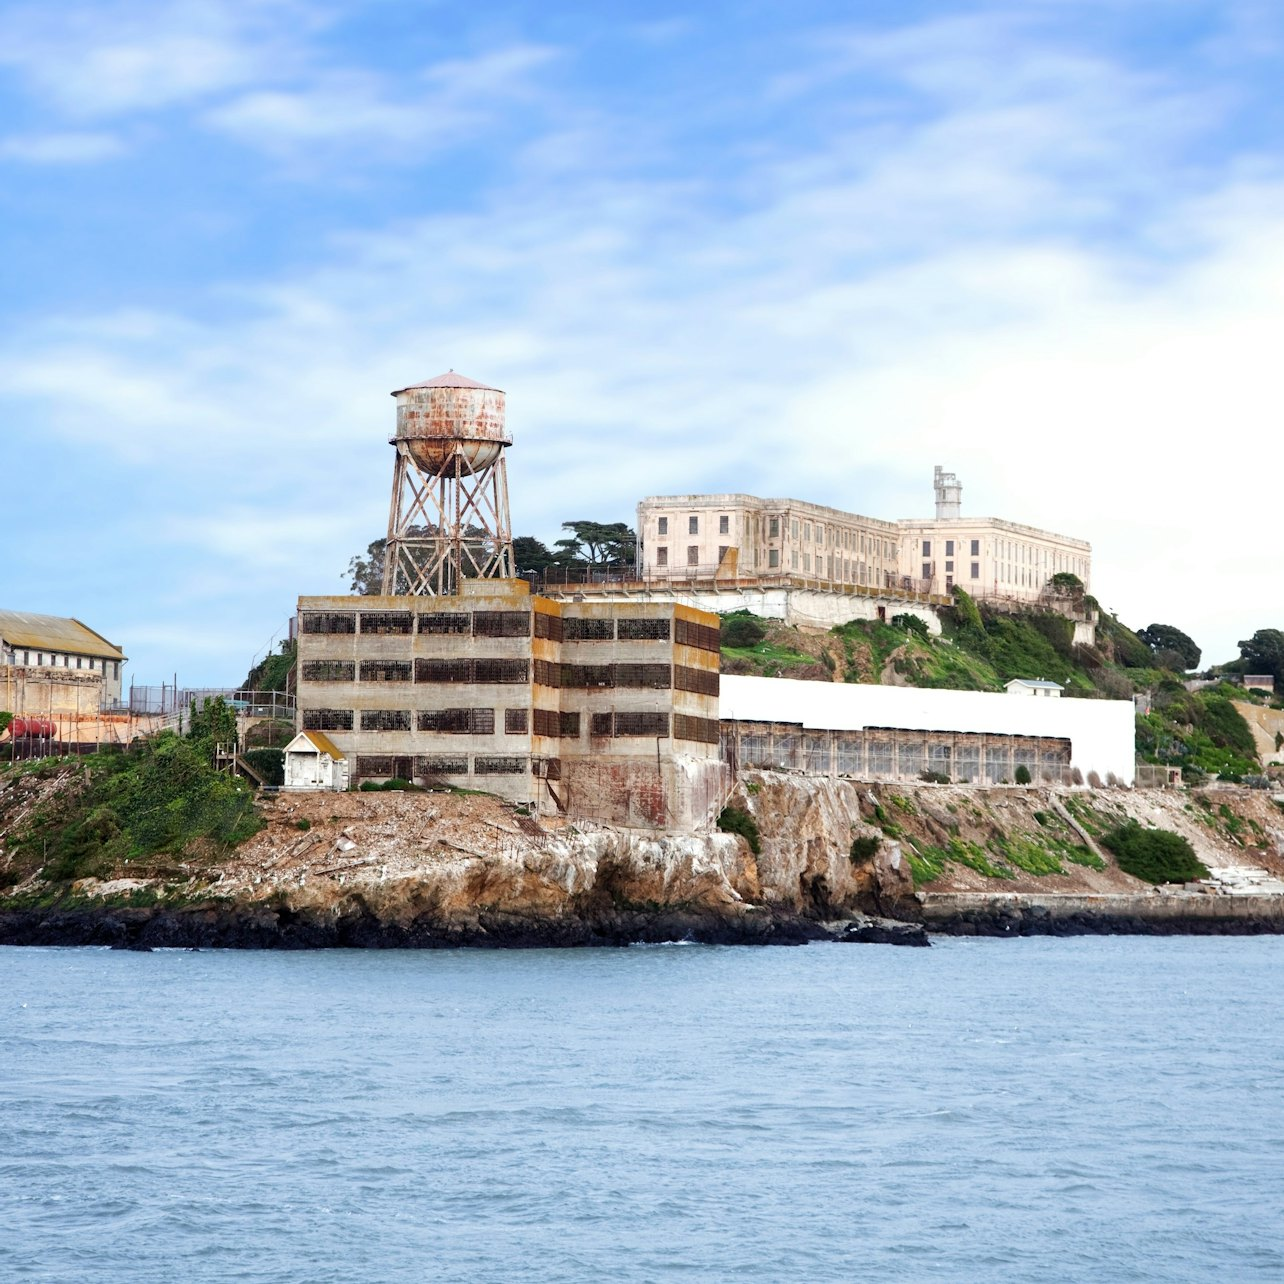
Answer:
[296,819,311,831]
[241,747,285,787]
[721,612,768,649]
[718,805,761,854]
[919,770,950,784]
[891,613,929,639]
[1014,764,1032,785]
[1099,821,1208,885]
[850,835,880,862]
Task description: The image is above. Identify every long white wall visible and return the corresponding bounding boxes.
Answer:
[719,675,1136,785]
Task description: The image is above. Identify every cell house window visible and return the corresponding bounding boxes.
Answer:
[944,561,953,574]
[302,660,355,683]
[359,611,412,635]
[473,611,531,638]
[688,516,699,535]
[674,618,721,653]
[419,612,469,635]
[474,756,526,775]
[303,708,354,731]
[656,547,669,567]
[559,712,581,738]
[971,562,980,579]
[474,658,530,684]
[360,709,411,731]
[769,518,779,539]
[718,546,729,563]
[415,755,467,777]
[673,714,721,745]
[417,659,471,683]
[504,708,529,734]
[614,663,672,689]
[687,546,699,566]
[618,618,671,641]
[590,712,613,737]
[922,563,931,580]
[657,517,668,535]
[356,755,393,777]
[533,659,562,688]
[971,539,980,556]
[418,708,494,734]
[564,617,615,641]
[613,712,670,737]
[945,540,954,557]
[532,708,559,738]
[301,612,356,634]
[360,660,412,683]
[675,665,719,696]
[719,515,729,535]
[563,663,614,688]
[534,612,564,642]
[769,550,780,568]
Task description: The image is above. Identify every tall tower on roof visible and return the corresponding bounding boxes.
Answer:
[382,371,515,594]
[933,465,962,519]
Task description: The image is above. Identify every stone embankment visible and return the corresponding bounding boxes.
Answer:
[3,768,1284,946]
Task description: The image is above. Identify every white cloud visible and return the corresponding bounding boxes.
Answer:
[0,131,126,163]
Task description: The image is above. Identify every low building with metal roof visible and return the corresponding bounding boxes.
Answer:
[0,610,127,707]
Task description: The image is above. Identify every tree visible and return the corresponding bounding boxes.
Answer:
[721,612,767,648]
[188,696,237,751]
[1238,629,1284,684]
[554,521,636,569]
[1138,623,1201,671]
[347,538,387,594]
[1047,572,1084,595]
[512,536,559,574]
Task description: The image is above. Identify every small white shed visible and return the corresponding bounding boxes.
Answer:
[283,730,349,792]
[1005,678,1063,698]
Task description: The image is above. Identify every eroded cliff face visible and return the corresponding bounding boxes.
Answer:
[4,769,1284,947]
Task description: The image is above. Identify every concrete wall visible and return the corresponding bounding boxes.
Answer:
[920,891,1284,928]
[719,674,1136,785]
[0,667,105,719]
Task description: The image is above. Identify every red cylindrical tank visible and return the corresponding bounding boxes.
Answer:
[8,716,55,738]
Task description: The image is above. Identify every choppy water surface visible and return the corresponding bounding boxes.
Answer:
[3,938,1283,1282]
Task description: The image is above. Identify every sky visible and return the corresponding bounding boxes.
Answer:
[3,0,1283,686]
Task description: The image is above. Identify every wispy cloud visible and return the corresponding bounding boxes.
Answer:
[0,131,126,163]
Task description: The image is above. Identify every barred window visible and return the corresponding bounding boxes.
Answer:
[474,658,529,684]
[614,663,671,689]
[415,755,468,777]
[534,612,564,641]
[675,665,719,696]
[416,659,472,683]
[613,712,670,737]
[617,617,671,641]
[473,611,531,637]
[418,708,494,734]
[302,660,355,682]
[360,660,412,683]
[675,617,721,653]
[564,617,615,641]
[673,714,721,745]
[533,659,562,688]
[504,708,529,734]
[563,663,614,688]
[303,708,353,731]
[531,757,562,781]
[560,712,581,738]
[301,612,355,634]
[418,612,469,635]
[533,708,560,738]
[359,611,412,635]
[590,712,612,737]
[356,755,393,776]
[360,709,411,731]
[474,756,526,775]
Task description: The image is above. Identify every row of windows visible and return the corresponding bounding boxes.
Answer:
[356,754,530,778]
[6,650,120,678]
[306,708,689,741]
[301,610,534,637]
[528,661,717,693]
[922,539,982,558]
[656,515,730,537]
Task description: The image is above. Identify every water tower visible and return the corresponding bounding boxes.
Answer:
[934,465,962,519]
[382,371,515,595]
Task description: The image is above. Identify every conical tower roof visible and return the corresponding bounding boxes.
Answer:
[390,370,503,395]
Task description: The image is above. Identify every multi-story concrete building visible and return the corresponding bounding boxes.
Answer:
[0,609,127,713]
[637,466,1091,605]
[295,580,727,828]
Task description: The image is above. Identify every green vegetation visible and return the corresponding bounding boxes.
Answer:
[3,735,261,886]
[358,778,423,792]
[1014,764,1032,785]
[1099,822,1208,885]
[241,639,297,693]
[296,819,312,831]
[717,805,761,854]
[850,835,880,862]
[720,611,768,649]
[0,711,11,736]
[241,748,285,787]
[720,613,821,677]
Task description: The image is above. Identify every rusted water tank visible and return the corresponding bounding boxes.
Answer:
[389,371,509,477]
[9,716,55,738]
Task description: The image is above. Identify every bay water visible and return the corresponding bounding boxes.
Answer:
[3,938,1282,1282]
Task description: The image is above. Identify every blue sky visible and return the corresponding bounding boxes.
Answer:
[3,0,1283,685]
